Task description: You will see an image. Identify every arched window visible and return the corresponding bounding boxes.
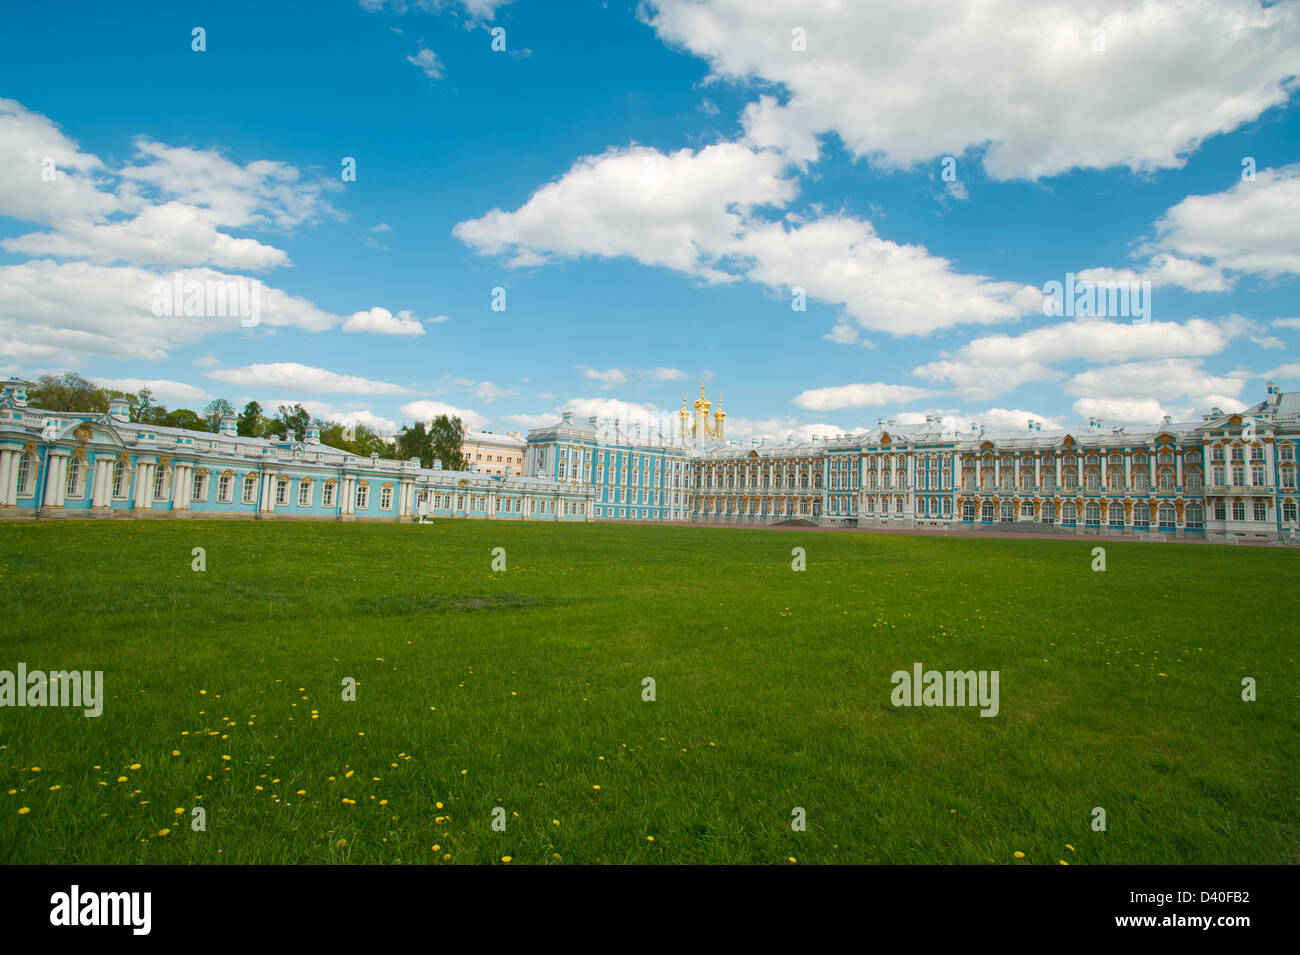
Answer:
[297,479,312,507]
[112,460,130,498]
[275,476,290,505]
[1185,503,1204,528]
[65,455,86,498]
[1061,502,1077,524]
[1084,502,1101,525]
[1084,469,1101,492]
[1000,470,1014,491]
[1132,503,1150,525]
[16,452,37,497]
[962,501,975,521]
[1107,502,1124,526]
[153,465,169,501]
[1063,469,1078,490]
[1107,470,1124,491]
[980,501,995,521]
[1158,503,1175,528]
[1157,469,1175,492]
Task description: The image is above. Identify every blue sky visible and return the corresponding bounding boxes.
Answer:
[1,0,1298,439]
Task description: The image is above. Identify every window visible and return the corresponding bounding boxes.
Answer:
[192,471,208,502]
[217,472,233,503]
[1040,501,1055,522]
[1253,500,1267,522]
[1184,470,1202,492]
[153,466,169,502]
[1084,470,1101,492]
[1108,502,1124,526]
[16,453,35,496]
[322,482,336,508]
[65,457,85,498]
[1185,503,1204,529]
[1063,469,1078,490]
[980,501,995,522]
[1159,504,1176,529]
[298,480,312,507]
[276,477,290,505]
[1061,502,1077,524]
[1020,501,1034,519]
[243,474,258,504]
[1042,469,1056,492]
[1231,501,1245,522]
[380,485,393,510]
[1133,503,1150,525]
[1283,500,1297,524]
[1084,502,1101,526]
[112,461,128,498]
[1214,501,1226,522]
[962,501,975,521]
[1107,470,1124,492]
[1158,470,1175,492]
[356,483,369,509]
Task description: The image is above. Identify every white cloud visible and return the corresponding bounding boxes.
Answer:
[399,398,486,430]
[93,378,213,405]
[205,362,413,395]
[913,318,1236,398]
[1064,359,1250,413]
[407,47,445,79]
[792,382,934,412]
[456,142,1041,335]
[1150,164,1300,278]
[1070,397,1173,426]
[0,98,117,225]
[473,381,518,402]
[644,0,1300,180]
[576,365,629,389]
[502,413,556,429]
[342,306,427,336]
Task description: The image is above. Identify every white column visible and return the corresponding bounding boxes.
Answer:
[0,449,13,505]
[134,462,154,509]
[44,453,67,508]
[5,451,22,506]
[173,465,191,510]
[261,472,276,513]
[91,457,110,508]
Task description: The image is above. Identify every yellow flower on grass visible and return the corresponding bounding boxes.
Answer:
[1059,860,1069,865]
[18,807,30,815]
[432,844,441,852]
[296,790,306,796]
[171,751,180,757]
[174,808,184,815]
[336,839,347,848]
[30,767,39,773]
[552,820,560,826]
[117,776,127,783]
[1014,851,1025,858]
[49,785,60,791]
[221,755,231,761]
[1065,844,1075,852]
[788,857,796,863]
[435,802,443,809]
[646,836,654,842]
[501,856,512,864]
[157,829,171,837]
[129,764,141,770]
[592,785,601,791]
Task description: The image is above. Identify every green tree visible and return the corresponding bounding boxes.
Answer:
[26,372,130,413]
[319,421,393,458]
[161,408,207,431]
[396,420,434,468]
[276,403,312,441]
[429,414,467,471]
[202,398,235,432]
[237,401,264,437]
[131,387,169,425]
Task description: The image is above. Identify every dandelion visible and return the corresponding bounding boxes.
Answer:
[435,802,443,809]
[788,857,796,863]
[501,856,512,863]
[432,844,441,852]
[646,836,654,842]
[592,785,601,791]
[174,808,184,815]
[18,807,30,815]
[1014,851,1025,858]
[117,776,127,783]
[336,839,347,848]
[157,829,171,837]
[1065,844,1075,852]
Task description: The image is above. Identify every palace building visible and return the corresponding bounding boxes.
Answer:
[2,376,1297,542]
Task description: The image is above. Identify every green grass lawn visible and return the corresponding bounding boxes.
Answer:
[1,519,1296,865]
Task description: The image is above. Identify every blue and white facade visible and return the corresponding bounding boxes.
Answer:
[525,383,1300,542]
[0,380,593,523]
[5,375,1297,541]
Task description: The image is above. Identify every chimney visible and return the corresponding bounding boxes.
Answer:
[109,397,131,422]
[1027,419,1034,431]
[305,424,321,444]
[218,412,237,435]
[562,411,574,425]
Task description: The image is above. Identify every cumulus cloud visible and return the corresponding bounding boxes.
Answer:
[93,378,213,405]
[406,47,445,79]
[399,398,486,430]
[205,362,413,395]
[913,318,1237,398]
[342,307,427,335]
[643,0,1300,180]
[792,382,935,411]
[455,142,1041,335]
